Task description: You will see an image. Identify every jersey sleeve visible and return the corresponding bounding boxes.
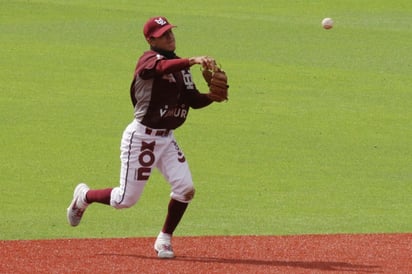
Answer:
[135,51,161,80]
[189,92,213,109]
[135,51,190,80]
[156,58,190,74]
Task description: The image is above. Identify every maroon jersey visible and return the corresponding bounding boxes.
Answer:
[130,50,211,130]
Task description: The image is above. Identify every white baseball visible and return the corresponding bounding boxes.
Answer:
[322,18,334,29]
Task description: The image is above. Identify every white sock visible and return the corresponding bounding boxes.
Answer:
[157,231,172,241]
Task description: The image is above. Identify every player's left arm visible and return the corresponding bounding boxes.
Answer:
[188,90,213,109]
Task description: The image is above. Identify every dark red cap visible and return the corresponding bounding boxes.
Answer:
[143,16,176,39]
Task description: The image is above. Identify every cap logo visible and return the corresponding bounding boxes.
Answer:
[154,17,167,26]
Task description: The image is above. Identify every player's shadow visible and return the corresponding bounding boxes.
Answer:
[99,253,381,273]
[175,256,379,273]
[177,256,380,272]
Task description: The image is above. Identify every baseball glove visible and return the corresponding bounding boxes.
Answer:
[202,66,229,102]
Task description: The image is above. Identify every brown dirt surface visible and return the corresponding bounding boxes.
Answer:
[1,233,411,273]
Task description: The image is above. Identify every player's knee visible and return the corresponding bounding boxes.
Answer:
[184,188,195,202]
[111,200,137,209]
[172,187,195,203]
[110,190,139,209]
[111,198,138,209]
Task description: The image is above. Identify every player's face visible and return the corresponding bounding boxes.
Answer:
[150,30,176,51]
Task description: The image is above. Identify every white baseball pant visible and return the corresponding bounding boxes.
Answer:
[110,120,195,209]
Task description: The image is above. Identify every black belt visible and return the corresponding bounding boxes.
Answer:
[145,127,170,137]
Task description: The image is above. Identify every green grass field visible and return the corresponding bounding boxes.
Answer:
[1,0,411,240]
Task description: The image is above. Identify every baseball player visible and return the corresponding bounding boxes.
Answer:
[67,16,228,259]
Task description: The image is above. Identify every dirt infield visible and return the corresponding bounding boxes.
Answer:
[1,233,411,273]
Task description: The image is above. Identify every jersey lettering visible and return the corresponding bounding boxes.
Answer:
[160,105,169,117]
[182,70,194,90]
[160,105,188,119]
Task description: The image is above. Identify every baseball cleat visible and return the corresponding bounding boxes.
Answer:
[154,240,175,259]
[67,183,89,226]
